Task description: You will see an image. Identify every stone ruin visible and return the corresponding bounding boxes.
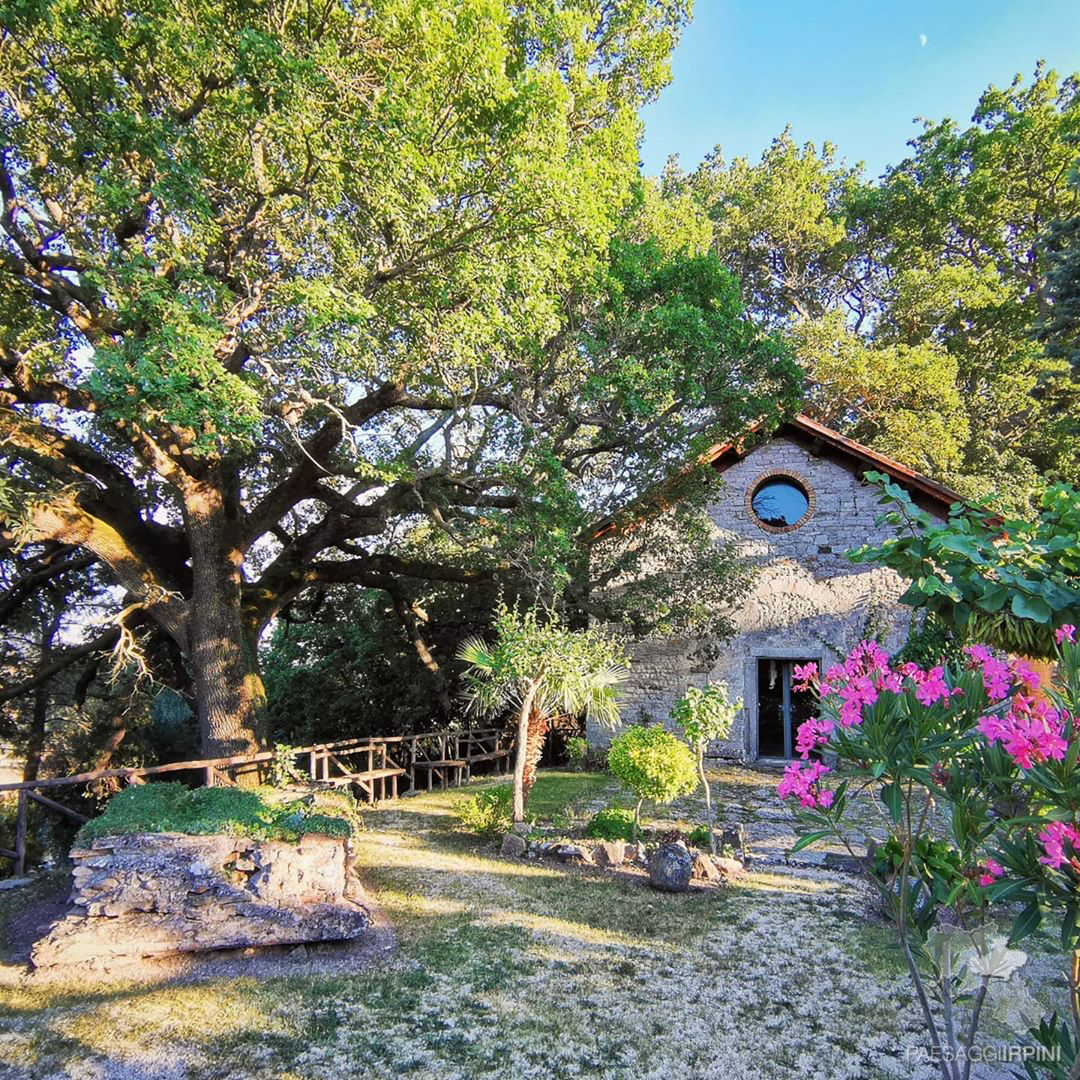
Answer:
[31,831,370,969]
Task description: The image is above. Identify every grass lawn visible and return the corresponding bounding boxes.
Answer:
[0,769,1065,1079]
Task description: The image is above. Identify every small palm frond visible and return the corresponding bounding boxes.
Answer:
[457,635,496,672]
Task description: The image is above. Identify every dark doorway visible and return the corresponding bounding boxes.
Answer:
[757,658,818,759]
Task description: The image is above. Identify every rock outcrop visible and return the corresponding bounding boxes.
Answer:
[32,832,369,969]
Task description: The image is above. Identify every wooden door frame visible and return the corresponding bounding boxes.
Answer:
[746,652,823,761]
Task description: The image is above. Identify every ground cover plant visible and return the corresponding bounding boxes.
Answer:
[77,783,359,844]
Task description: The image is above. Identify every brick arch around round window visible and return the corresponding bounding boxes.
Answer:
[745,469,817,534]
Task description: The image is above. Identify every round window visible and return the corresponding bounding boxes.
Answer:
[750,476,810,530]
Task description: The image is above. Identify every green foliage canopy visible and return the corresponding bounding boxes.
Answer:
[0,0,801,754]
[459,605,628,732]
[670,681,740,752]
[671,66,1080,503]
[607,723,697,806]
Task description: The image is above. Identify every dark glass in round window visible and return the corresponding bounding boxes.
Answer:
[751,477,809,528]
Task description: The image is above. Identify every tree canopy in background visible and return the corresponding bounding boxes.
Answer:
[5,0,1080,773]
[670,64,1080,504]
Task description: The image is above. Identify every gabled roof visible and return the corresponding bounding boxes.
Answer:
[588,413,962,543]
[700,414,963,516]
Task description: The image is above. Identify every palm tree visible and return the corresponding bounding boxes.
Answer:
[459,606,628,822]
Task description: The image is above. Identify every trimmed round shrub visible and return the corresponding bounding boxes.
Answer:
[607,724,698,840]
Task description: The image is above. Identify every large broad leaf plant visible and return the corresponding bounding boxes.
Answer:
[849,472,1080,658]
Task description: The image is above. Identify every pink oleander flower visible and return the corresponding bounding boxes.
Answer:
[792,662,818,691]
[1039,821,1080,870]
[963,643,993,666]
[824,663,847,684]
[1056,624,1077,645]
[1009,658,1042,693]
[900,662,922,678]
[977,713,1009,743]
[777,759,833,809]
[979,695,1068,769]
[837,674,878,727]
[981,656,1013,701]
[977,858,1004,888]
[914,666,950,706]
[877,669,903,693]
[795,716,834,759]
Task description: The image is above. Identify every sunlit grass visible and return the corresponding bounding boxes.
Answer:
[0,766,1052,1080]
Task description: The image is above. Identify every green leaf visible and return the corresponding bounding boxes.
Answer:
[880,782,903,823]
[791,830,832,853]
[1062,902,1079,952]
[1009,901,1043,945]
[1010,592,1053,623]
[975,583,1009,613]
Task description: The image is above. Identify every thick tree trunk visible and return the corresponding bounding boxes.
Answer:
[511,682,540,822]
[185,479,266,761]
[521,703,549,806]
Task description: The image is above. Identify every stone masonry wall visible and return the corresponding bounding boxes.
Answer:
[587,437,915,760]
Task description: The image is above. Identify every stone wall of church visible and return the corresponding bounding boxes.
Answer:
[587,437,916,760]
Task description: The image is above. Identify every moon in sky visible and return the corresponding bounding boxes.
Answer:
[919,33,928,47]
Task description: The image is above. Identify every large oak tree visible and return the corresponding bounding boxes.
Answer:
[0,0,799,758]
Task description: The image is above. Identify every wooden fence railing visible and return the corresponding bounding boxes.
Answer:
[0,727,514,876]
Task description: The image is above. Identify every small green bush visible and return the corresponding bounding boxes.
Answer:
[77,783,356,843]
[565,736,588,768]
[586,806,635,842]
[608,724,699,841]
[268,743,305,787]
[454,785,514,836]
[688,823,713,849]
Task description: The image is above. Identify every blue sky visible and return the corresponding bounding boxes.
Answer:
[640,0,1080,181]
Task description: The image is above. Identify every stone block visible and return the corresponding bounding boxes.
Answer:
[31,832,368,969]
[500,833,527,858]
[649,842,693,893]
[691,853,722,883]
[593,841,626,867]
[554,844,594,865]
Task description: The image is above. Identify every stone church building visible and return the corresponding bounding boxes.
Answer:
[586,415,959,762]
